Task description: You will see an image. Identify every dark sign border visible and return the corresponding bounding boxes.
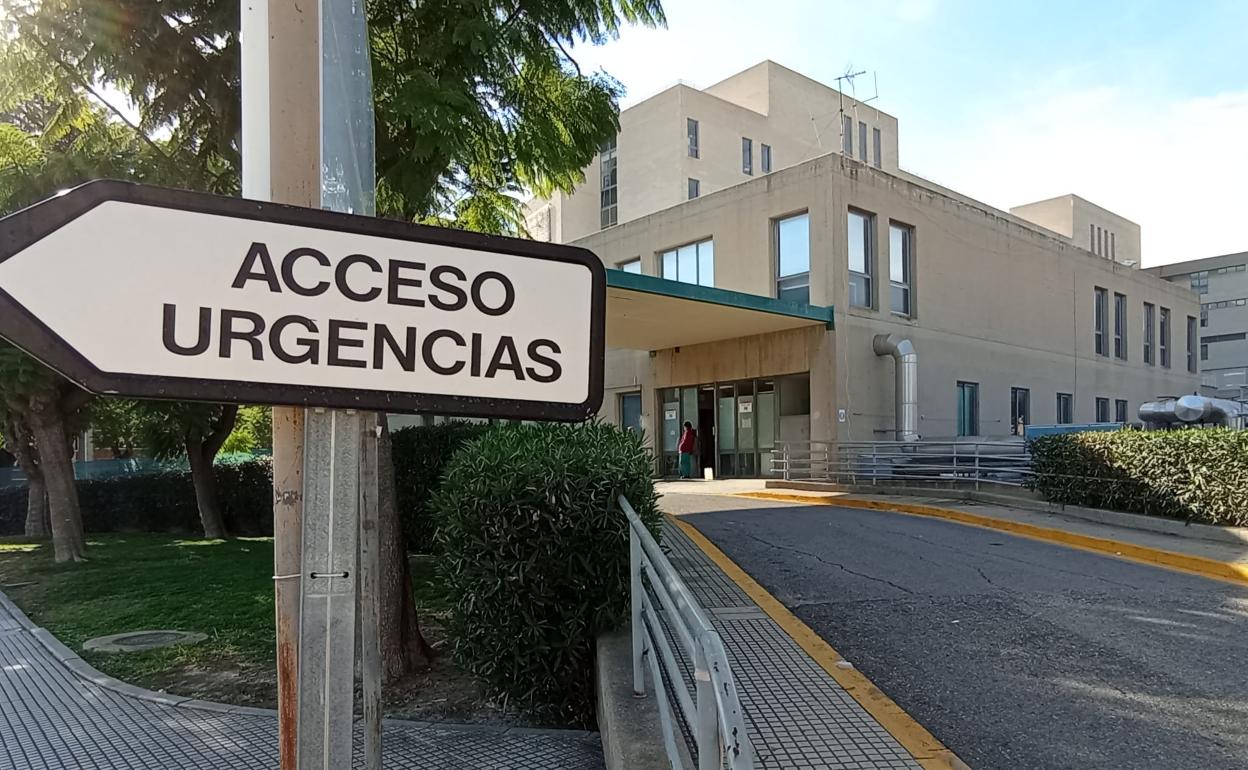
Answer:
[0,180,605,422]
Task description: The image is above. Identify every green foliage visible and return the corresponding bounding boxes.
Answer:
[0,459,274,536]
[433,421,660,725]
[1028,429,1248,526]
[87,399,144,457]
[222,406,273,455]
[391,421,491,553]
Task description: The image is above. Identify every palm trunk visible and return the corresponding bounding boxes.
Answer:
[377,416,432,682]
[187,441,227,539]
[26,396,85,562]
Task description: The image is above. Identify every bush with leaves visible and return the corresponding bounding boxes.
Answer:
[434,421,660,725]
[390,421,491,553]
[1028,428,1248,526]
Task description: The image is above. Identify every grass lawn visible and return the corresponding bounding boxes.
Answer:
[0,534,468,717]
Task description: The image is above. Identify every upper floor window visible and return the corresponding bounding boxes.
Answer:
[742,137,753,175]
[1093,287,1108,356]
[775,212,810,304]
[1159,307,1171,367]
[858,121,868,162]
[687,118,699,158]
[1113,292,1127,359]
[872,127,882,169]
[1143,302,1155,365]
[1187,315,1198,372]
[619,258,641,274]
[661,239,714,287]
[842,114,853,156]
[599,136,618,229]
[688,178,700,200]
[889,222,914,317]
[848,210,874,308]
[761,144,772,174]
[1190,270,1209,294]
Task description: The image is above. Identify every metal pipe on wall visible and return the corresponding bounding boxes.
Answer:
[872,333,919,442]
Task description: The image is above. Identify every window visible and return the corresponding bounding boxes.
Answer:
[1187,315,1198,372]
[1056,393,1074,424]
[1010,387,1030,435]
[1143,302,1155,365]
[661,239,714,287]
[619,392,642,434]
[842,114,853,155]
[1160,307,1171,367]
[1110,232,1116,259]
[1094,287,1108,356]
[858,121,867,162]
[599,136,618,229]
[775,213,811,304]
[1115,399,1128,423]
[618,258,641,274]
[1203,332,1248,343]
[872,127,882,168]
[1201,343,1209,361]
[848,210,874,308]
[761,144,772,173]
[687,118,699,158]
[956,382,979,437]
[688,178,700,200]
[889,222,913,316]
[1089,224,1096,253]
[1113,292,1127,359]
[1095,397,1110,423]
[1190,271,1209,294]
[742,137,753,175]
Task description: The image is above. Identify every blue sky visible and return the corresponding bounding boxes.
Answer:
[570,0,1248,266]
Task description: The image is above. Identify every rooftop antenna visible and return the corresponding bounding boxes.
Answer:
[833,68,879,157]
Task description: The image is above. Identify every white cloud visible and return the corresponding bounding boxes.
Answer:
[907,84,1248,266]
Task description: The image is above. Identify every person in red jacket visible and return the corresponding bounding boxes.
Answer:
[678,421,697,479]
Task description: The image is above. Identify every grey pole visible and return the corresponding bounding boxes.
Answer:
[358,414,383,770]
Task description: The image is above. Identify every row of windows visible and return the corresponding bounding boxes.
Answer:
[1093,289,1195,372]
[1188,265,1246,294]
[685,118,774,176]
[600,136,618,228]
[954,384,1130,436]
[1090,224,1116,259]
[840,115,883,169]
[1200,332,1248,362]
[848,210,913,316]
[1202,298,1247,310]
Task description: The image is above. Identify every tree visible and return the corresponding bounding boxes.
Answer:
[2,0,664,663]
[0,405,50,537]
[139,403,239,539]
[87,398,144,459]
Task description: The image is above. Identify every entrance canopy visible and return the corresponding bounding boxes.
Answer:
[606,270,834,351]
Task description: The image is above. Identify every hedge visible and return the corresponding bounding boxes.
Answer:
[0,459,274,537]
[434,421,661,726]
[1028,429,1248,526]
[390,422,491,553]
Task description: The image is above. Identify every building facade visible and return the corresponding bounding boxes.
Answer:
[527,62,1200,477]
[1147,252,1248,397]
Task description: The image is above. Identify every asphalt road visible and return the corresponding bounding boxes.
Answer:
[669,493,1248,770]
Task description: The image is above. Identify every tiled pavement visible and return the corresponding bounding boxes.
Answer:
[0,592,603,770]
[662,521,921,770]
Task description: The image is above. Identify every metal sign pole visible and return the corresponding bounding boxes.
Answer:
[358,414,383,770]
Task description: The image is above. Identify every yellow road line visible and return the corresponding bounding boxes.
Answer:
[670,517,972,770]
[735,491,1248,588]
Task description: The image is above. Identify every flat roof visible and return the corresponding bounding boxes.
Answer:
[606,270,833,350]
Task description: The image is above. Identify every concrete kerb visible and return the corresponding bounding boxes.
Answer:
[2,585,602,740]
[767,480,1248,547]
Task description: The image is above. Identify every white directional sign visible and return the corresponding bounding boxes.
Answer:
[0,181,605,420]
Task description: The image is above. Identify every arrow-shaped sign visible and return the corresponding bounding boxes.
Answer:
[0,181,605,421]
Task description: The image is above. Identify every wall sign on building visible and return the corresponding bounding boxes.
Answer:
[0,181,606,421]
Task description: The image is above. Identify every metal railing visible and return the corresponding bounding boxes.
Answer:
[772,439,1034,489]
[621,496,754,770]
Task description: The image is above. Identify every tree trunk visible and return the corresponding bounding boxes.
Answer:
[26,395,85,562]
[377,415,432,682]
[24,475,50,538]
[187,441,227,539]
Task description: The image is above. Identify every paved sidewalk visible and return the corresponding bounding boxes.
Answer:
[659,511,922,770]
[0,593,602,770]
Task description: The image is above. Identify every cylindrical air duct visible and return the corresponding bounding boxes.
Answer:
[872,333,918,441]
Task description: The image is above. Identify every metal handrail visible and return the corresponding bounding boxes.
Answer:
[621,496,755,770]
[772,439,1034,489]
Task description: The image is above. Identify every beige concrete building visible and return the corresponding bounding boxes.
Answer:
[526,62,1200,477]
[1147,252,1248,397]
[1010,194,1142,267]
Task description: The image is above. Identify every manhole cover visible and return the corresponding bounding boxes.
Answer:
[83,629,208,653]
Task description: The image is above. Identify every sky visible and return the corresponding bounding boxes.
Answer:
[568,0,1248,267]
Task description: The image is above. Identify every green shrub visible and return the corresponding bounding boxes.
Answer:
[1028,429,1248,526]
[434,421,660,726]
[390,421,491,553]
[0,459,273,536]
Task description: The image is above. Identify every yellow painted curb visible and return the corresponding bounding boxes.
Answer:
[670,517,971,770]
[735,491,1248,588]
